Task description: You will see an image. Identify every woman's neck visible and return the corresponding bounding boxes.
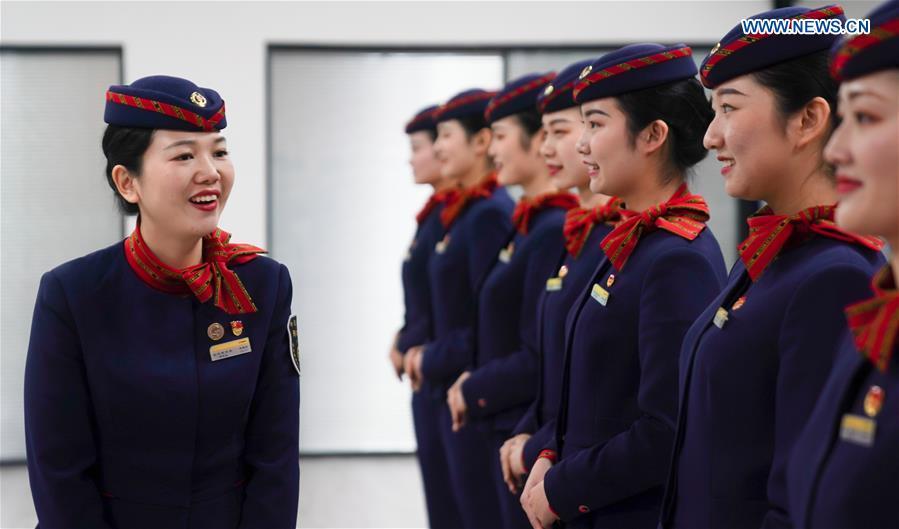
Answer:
[432,179,455,193]
[764,170,838,216]
[621,176,683,213]
[520,170,557,198]
[458,161,490,189]
[578,185,610,209]
[139,218,203,270]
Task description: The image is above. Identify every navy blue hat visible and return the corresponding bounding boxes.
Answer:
[405,105,439,134]
[105,75,226,131]
[537,59,593,114]
[484,72,556,123]
[433,89,497,124]
[700,5,846,88]
[830,0,899,80]
[573,43,697,103]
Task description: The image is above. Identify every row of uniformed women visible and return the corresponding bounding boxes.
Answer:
[392,1,898,528]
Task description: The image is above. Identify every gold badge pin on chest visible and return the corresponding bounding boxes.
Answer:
[559,265,569,279]
[713,307,729,329]
[606,274,616,288]
[864,385,884,418]
[499,241,515,263]
[207,323,225,341]
[230,320,244,337]
[732,296,746,311]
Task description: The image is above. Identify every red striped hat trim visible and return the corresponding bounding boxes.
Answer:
[573,46,693,99]
[106,90,226,132]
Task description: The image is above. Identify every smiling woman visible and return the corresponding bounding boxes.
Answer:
[23,75,300,529]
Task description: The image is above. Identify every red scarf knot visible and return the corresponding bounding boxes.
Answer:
[512,191,579,235]
[415,189,453,225]
[563,198,623,257]
[440,173,499,228]
[739,204,884,281]
[845,266,899,372]
[600,184,709,271]
[124,222,266,315]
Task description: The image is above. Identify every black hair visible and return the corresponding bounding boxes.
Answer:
[751,50,838,178]
[751,50,838,130]
[456,113,490,139]
[615,77,714,182]
[101,125,154,215]
[512,109,544,150]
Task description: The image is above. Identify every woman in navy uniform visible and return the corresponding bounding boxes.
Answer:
[497,58,621,500]
[405,88,514,528]
[521,44,727,529]
[390,105,463,529]
[23,76,300,529]
[659,6,886,529]
[786,1,899,526]
[442,73,579,528]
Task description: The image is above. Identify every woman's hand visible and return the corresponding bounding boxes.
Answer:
[404,345,425,392]
[388,333,404,380]
[447,371,471,431]
[522,478,559,529]
[500,433,531,493]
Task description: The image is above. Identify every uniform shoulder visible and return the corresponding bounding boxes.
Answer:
[800,236,885,272]
[48,240,123,285]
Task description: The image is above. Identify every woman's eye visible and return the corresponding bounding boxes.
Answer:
[215,149,229,157]
[174,153,193,161]
[854,112,875,125]
[721,104,735,114]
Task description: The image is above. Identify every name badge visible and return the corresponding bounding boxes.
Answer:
[546,277,563,291]
[713,307,729,329]
[591,283,610,306]
[840,413,876,447]
[498,242,515,264]
[435,234,450,254]
[209,337,252,362]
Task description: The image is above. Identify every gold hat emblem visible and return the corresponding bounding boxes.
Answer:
[579,65,593,79]
[207,322,225,341]
[606,274,616,288]
[711,42,721,55]
[190,91,208,107]
[544,84,555,97]
[864,385,884,417]
[558,265,569,279]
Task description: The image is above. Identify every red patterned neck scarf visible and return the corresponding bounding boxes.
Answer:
[601,184,709,271]
[845,266,899,372]
[563,198,622,258]
[124,221,266,315]
[416,189,453,225]
[440,173,498,228]
[739,205,884,281]
[512,191,579,235]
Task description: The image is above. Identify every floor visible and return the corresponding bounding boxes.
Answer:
[0,455,429,528]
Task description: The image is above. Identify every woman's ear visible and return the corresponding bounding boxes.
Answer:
[472,127,493,156]
[791,96,831,150]
[111,165,140,206]
[638,119,670,156]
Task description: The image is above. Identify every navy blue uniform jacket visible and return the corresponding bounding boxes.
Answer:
[24,242,300,529]
[512,222,614,470]
[661,238,883,529]
[544,227,726,526]
[787,331,898,528]
[463,206,570,433]
[397,204,446,354]
[421,188,514,392]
